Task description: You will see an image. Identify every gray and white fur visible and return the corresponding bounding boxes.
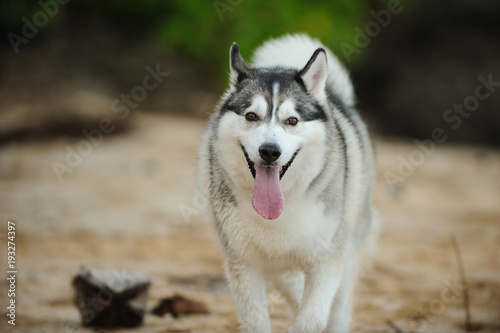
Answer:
[197,34,377,333]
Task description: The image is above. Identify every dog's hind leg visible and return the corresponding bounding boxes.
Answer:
[286,260,343,333]
[271,270,305,317]
[324,257,359,333]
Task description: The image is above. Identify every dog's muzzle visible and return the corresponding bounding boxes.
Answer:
[241,145,299,180]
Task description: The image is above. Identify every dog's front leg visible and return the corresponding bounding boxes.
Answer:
[225,258,271,333]
[286,260,342,333]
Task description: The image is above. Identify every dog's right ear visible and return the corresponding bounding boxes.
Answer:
[299,48,328,102]
[229,43,249,85]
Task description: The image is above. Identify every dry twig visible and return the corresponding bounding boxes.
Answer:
[387,319,406,333]
[451,236,472,331]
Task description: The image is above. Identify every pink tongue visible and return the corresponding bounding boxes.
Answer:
[252,165,284,220]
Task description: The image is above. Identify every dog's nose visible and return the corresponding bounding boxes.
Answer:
[259,143,281,163]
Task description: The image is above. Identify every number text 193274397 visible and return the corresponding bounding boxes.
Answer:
[7,220,17,326]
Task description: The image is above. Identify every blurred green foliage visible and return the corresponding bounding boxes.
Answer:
[158,0,367,64]
[2,0,369,83]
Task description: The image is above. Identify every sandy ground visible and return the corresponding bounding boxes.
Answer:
[0,113,499,333]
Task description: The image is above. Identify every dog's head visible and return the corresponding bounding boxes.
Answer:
[216,43,330,220]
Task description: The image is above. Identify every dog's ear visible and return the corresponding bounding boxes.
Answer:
[229,43,249,85]
[299,48,328,101]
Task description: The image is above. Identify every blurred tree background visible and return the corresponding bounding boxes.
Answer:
[1,0,368,81]
[0,0,499,146]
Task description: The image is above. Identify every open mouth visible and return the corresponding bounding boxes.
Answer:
[241,146,299,180]
[240,145,299,220]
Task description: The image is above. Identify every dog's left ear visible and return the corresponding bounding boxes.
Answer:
[299,48,328,101]
[229,43,249,85]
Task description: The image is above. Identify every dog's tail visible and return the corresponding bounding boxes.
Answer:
[251,34,355,107]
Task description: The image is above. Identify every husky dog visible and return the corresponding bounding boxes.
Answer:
[198,34,377,333]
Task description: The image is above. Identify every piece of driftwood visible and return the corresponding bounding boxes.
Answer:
[152,295,208,318]
[72,267,151,328]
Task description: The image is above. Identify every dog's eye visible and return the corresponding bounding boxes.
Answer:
[245,112,258,121]
[286,117,298,125]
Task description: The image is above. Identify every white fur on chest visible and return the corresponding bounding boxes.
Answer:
[223,189,341,269]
